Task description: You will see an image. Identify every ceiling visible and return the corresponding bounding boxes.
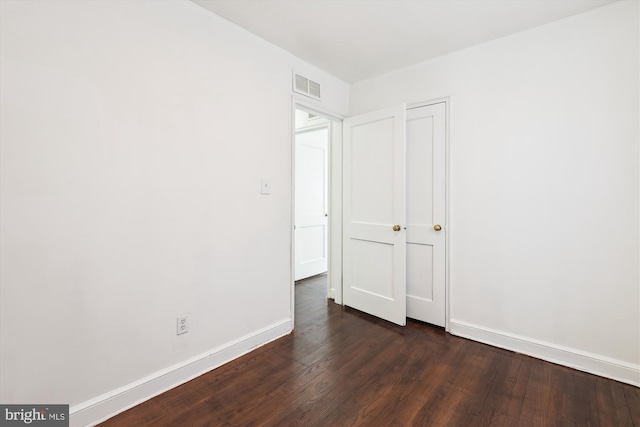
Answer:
[193,0,615,83]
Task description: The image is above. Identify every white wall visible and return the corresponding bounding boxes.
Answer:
[0,0,348,423]
[351,1,639,384]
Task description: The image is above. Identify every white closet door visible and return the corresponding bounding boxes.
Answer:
[406,102,446,326]
[343,105,407,326]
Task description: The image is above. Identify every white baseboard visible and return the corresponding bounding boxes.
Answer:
[70,319,292,427]
[449,320,639,387]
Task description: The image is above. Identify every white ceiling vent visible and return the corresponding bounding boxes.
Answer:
[293,73,321,100]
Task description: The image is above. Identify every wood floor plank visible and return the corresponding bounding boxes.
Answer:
[623,382,640,426]
[101,276,640,427]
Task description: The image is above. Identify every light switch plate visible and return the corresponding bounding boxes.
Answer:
[261,178,271,195]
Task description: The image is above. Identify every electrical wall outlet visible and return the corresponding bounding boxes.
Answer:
[177,315,189,335]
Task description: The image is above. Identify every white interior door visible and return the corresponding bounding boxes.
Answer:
[343,104,407,326]
[406,103,446,326]
[295,125,329,280]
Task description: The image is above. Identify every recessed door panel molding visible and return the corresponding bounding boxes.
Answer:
[296,225,326,261]
[407,114,434,226]
[351,239,395,299]
[350,117,396,225]
[407,242,434,300]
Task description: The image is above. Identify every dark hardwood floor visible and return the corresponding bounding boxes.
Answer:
[101,274,640,426]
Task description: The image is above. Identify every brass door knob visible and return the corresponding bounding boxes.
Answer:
[392,225,401,231]
[434,224,442,231]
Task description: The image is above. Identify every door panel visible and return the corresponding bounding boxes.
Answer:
[351,239,394,299]
[343,104,406,326]
[295,125,328,280]
[406,242,433,300]
[407,115,434,226]
[406,103,446,326]
[350,118,395,224]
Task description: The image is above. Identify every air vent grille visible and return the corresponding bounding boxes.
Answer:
[295,74,308,93]
[308,80,321,98]
[293,73,321,100]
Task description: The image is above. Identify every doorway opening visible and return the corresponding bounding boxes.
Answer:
[292,103,344,329]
